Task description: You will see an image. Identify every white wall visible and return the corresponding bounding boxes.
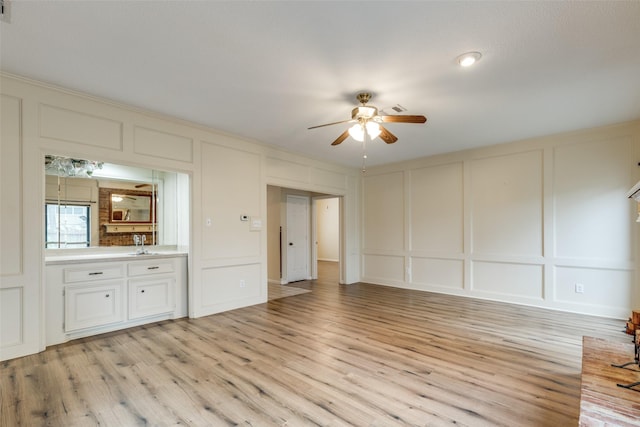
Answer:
[0,73,360,360]
[362,121,640,318]
[317,198,339,262]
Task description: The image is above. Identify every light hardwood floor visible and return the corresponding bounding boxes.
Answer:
[1,264,629,426]
[268,282,311,301]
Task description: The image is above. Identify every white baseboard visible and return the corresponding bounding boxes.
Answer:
[318,258,339,262]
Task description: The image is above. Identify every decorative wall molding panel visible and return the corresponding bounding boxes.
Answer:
[363,171,404,251]
[0,287,23,348]
[39,104,123,150]
[362,121,640,318]
[1,94,23,276]
[133,126,193,163]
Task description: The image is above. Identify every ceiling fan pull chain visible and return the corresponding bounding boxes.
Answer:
[361,135,368,173]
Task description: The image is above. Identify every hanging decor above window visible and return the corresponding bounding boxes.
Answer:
[45,155,104,177]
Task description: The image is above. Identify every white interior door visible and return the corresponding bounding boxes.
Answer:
[286,195,309,282]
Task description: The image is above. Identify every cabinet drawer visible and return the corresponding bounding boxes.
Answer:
[128,277,175,319]
[65,281,124,332]
[128,259,174,277]
[64,264,124,283]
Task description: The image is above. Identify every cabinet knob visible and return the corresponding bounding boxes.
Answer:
[141,289,145,293]
[105,294,110,298]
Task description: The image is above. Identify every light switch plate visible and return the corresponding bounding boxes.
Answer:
[250,217,262,231]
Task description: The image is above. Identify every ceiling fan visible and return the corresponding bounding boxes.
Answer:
[308,92,427,146]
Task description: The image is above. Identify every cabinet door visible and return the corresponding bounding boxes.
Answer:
[65,281,124,332]
[128,277,175,320]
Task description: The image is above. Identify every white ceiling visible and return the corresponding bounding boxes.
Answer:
[2,1,640,169]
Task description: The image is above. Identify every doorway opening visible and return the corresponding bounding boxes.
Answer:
[266,186,343,288]
[313,196,340,283]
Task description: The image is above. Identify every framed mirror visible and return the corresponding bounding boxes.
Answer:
[110,192,153,222]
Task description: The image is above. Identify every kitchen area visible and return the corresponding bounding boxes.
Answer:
[43,156,190,346]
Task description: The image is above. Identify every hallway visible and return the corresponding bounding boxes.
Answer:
[316,260,339,284]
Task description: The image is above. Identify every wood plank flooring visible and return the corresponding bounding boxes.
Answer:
[579,337,640,426]
[1,263,630,426]
[268,282,311,301]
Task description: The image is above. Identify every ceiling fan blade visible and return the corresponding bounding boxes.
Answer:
[331,130,350,146]
[379,115,427,124]
[379,126,398,144]
[308,119,354,130]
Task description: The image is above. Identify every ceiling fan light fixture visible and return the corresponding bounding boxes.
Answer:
[366,122,381,139]
[352,105,378,119]
[348,123,365,142]
[348,121,381,142]
[457,51,482,67]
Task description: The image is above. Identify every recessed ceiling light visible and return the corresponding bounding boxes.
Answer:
[457,51,482,67]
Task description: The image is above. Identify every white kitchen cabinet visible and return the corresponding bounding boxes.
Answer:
[127,258,176,319]
[65,281,124,331]
[128,276,175,319]
[46,253,187,346]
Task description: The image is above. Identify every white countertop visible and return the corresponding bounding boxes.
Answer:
[45,249,187,265]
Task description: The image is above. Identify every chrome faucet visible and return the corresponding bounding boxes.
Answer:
[140,234,147,254]
[133,234,148,255]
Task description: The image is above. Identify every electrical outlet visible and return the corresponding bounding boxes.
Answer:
[575,283,584,293]
[239,279,246,288]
